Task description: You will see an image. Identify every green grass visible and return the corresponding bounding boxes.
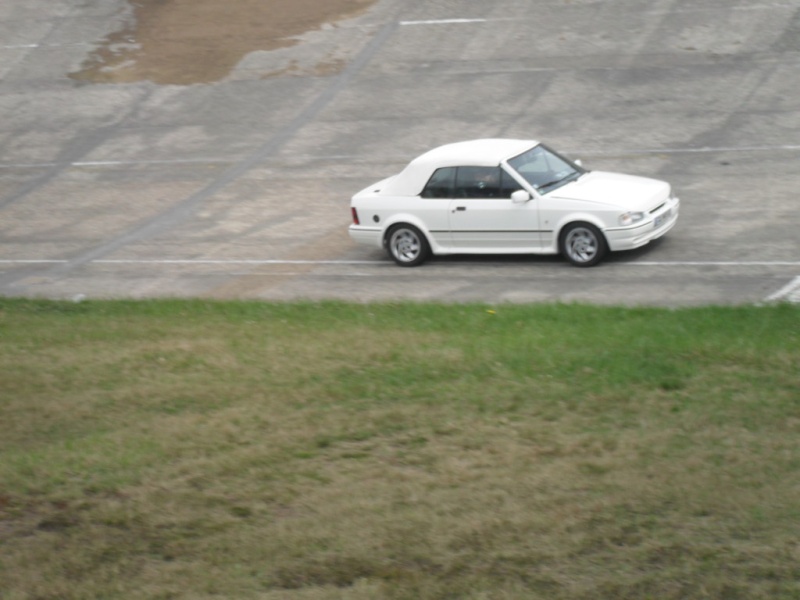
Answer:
[1,298,799,599]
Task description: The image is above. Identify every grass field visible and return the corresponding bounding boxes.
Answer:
[1,298,798,599]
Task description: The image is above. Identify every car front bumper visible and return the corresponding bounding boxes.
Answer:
[606,198,680,251]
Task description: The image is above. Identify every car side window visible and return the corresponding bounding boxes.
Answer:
[455,167,502,198]
[499,169,523,198]
[421,167,456,198]
[422,166,523,199]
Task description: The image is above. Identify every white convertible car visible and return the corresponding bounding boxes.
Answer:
[348,139,679,267]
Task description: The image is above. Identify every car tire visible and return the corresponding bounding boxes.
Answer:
[386,224,430,267]
[560,222,607,267]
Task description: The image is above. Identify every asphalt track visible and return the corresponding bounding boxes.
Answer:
[2,0,800,305]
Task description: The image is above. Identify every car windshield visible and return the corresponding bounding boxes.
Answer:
[506,144,586,194]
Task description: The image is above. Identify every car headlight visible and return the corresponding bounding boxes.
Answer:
[619,211,645,226]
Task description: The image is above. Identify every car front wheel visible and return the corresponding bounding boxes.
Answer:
[560,222,607,267]
[386,224,430,267]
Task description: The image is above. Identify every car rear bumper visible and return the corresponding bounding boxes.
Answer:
[348,225,383,248]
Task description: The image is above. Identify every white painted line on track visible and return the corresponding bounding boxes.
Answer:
[397,4,794,25]
[577,145,800,156]
[0,158,238,169]
[3,144,800,171]
[93,259,378,265]
[400,18,489,26]
[628,261,800,267]
[0,260,68,264]
[3,259,800,267]
[73,158,237,167]
[764,276,800,303]
[1,42,91,50]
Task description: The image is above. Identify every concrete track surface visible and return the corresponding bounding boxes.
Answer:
[2,0,800,305]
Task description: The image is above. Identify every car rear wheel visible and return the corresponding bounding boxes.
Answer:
[386,224,430,267]
[560,222,607,267]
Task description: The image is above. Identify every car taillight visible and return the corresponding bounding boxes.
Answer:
[351,207,360,225]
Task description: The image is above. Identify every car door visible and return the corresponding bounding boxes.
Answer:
[447,166,542,251]
[417,166,457,249]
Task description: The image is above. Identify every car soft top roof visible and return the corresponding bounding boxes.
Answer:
[379,138,538,197]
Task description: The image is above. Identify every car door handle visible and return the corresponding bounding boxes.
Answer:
[453,206,467,212]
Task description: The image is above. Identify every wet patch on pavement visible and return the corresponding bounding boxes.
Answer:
[69,0,376,85]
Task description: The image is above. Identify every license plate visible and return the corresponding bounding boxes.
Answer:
[654,209,672,229]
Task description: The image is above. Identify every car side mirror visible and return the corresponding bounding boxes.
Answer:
[511,190,532,203]
[574,159,583,167]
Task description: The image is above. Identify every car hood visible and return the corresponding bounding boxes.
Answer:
[551,171,670,210]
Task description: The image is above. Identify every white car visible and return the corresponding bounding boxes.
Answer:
[348,139,679,267]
